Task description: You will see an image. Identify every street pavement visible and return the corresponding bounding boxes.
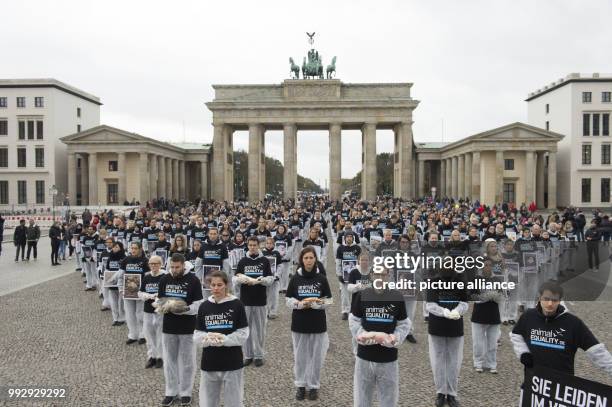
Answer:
[0,241,611,406]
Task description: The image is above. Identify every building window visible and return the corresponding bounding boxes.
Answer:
[107,183,118,204]
[504,159,514,170]
[503,183,515,203]
[17,180,27,204]
[16,97,25,108]
[0,120,7,136]
[593,114,600,136]
[582,144,591,164]
[36,121,43,139]
[602,178,611,203]
[18,121,25,140]
[34,97,44,108]
[0,180,7,204]
[17,147,26,168]
[604,114,610,136]
[583,113,590,136]
[545,121,549,131]
[27,120,34,140]
[582,92,592,103]
[108,160,118,171]
[77,124,81,133]
[0,97,6,108]
[545,104,549,114]
[35,180,45,204]
[35,147,44,168]
[602,144,611,165]
[0,148,7,167]
[581,178,591,203]
[77,107,81,118]
[603,92,611,103]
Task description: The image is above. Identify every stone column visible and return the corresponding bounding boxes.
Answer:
[248,123,263,202]
[201,156,209,200]
[165,158,172,199]
[525,151,535,205]
[211,123,225,201]
[445,158,452,197]
[457,155,464,199]
[88,152,98,205]
[150,154,158,199]
[329,123,342,201]
[464,153,472,199]
[450,156,458,198]
[67,152,77,205]
[418,158,425,197]
[80,154,88,205]
[158,156,166,198]
[283,123,298,200]
[361,122,377,200]
[259,130,266,200]
[495,151,504,204]
[393,121,413,199]
[440,159,446,197]
[139,152,149,203]
[536,152,546,208]
[547,151,557,209]
[223,125,234,202]
[172,159,179,199]
[117,152,127,204]
[179,160,186,200]
[472,151,481,201]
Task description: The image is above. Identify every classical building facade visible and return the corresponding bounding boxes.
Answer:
[527,73,612,207]
[415,123,562,208]
[61,125,210,205]
[0,79,101,209]
[205,79,419,202]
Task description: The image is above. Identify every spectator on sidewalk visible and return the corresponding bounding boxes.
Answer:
[13,219,27,262]
[26,219,41,261]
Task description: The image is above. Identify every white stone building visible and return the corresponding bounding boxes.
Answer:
[0,79,101,209]
[527,73,612,208]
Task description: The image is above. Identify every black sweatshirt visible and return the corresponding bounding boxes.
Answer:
[158,272,203,334]
[286,268,332,334]
[235,253,272,306]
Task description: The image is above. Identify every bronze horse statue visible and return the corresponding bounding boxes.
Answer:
[326,56,337,79]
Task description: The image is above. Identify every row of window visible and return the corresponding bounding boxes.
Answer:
[0,97,45,108]
[0,180,46,205]
[0,119,44,139]
[581,178,611,203]
[581,144,611,165]
[0,147,45,168]
[582,92,612,103]
[583,113,610,136]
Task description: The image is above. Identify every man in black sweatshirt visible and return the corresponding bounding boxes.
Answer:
[233,236,274,367]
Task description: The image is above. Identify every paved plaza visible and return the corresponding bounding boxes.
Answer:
[0,240,611,406]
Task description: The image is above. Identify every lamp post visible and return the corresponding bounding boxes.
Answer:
[50,185,58,220]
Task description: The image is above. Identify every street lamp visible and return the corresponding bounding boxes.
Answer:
[49,184,58,219]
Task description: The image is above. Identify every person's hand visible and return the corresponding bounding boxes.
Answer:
[381,334,397,347]
[449,309,461,320]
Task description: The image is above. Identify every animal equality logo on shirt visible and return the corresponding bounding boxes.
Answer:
[365,304,395,323]
[529,327,566,350]
[298,282,321,298]
[204,250,221,260]
[165,283,188,299]
[244,264,263,277]
[204,310,234,330]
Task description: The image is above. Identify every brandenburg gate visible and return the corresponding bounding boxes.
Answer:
[206,79,419,201]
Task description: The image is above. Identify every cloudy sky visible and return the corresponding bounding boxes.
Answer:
[3,0,611,188]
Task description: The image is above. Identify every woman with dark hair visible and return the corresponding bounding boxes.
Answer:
[285,246,332,401]
[194,271,249,407]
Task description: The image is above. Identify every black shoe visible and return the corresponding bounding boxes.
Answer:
[112,321,120,326]
[424,316,429,323]
[447,395,460,407]
[243,358,253,366]
[101,307,110,311]
[405,334,417,344]
[254,359,264,367]
[145,358,156,368]
[435,393,446,407]
[156,358,163,368]
[295,387,306,401]
[180,396,191,406]
[126,339,138,345]
[341,312,348,320]
[116,321,125,326]
[307,389,318,401]
[138,338,146,345]
[161,396,176,406]
[509,320,516,325]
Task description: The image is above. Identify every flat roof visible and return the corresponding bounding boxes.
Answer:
[0,78,102,105]
[170,142,211,150]
[526,73,612,102]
